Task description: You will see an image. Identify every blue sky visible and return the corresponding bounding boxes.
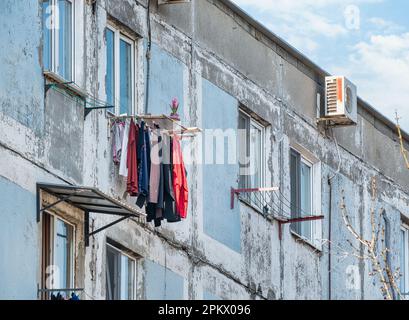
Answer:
[231,0,409,131]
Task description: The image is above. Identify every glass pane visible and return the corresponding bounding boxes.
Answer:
[42,0,52,70]
[106,246,135,300]
[120,255,129,300]
[58,0,72,80]
[401,229,406,294]
[128,259,135,300]
[120,39,132,115]
[106,29,115,111]
[290,152,298,218]
[238,114,249,191]
[250,124,261,207]
[119,255,135,300]
[54,218,73,291]
[106,246,116,300]
[300,162,312,240]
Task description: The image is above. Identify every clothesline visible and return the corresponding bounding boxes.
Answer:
[108,114,202,138]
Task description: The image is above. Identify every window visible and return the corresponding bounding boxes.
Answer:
[290,147,321,247]
[238,110,265,208]
[106,243,136,300]
[42,212,75,299]
[105,25,136,115]
[42,0,74,81]
[401,225,409,298]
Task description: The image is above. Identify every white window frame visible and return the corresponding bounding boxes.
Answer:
[401,224,409,298]
[238,109,266,210]
[44,212,76,290]
[106,24,136,116]
[106,243,137,300]
[290,144,322,250]
[42,0,75,82]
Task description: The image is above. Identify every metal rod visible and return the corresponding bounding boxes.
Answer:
[277,216,324,240]
[39,192,81,213]
[84,211,89,248]
[279,215,325,225]
[38,288,84,293]
[88,215,132,237]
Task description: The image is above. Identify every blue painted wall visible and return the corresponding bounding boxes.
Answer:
[146,43,185,122]
[144,260,184,300]
[202,79,241,253]
[203,291,222,300]
[0,0,44,134]
[0,177,38,300]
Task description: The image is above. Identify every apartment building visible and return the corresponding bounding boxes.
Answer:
[0,0,408,300]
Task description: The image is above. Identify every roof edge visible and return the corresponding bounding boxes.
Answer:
[219,0,409,142]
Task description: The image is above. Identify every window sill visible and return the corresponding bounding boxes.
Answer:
[44,70,87,98]
[290,230,323,254]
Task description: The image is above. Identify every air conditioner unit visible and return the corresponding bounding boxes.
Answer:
[325,76,357,125]
[158,0,191,5]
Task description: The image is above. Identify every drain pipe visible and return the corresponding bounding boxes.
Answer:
[327,128,341,300]
[327,174,333,300]
[382,210,396,300]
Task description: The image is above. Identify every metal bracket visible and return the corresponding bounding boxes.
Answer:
[37,189,84,223]
[230,187,279,209]
[84,105,114,120]
[84,213,135,247]
[277,215,325,240]
[45,82,74,95]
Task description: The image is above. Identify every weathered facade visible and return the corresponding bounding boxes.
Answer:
[1,0,409,300]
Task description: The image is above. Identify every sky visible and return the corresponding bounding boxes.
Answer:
[231,0,409,131]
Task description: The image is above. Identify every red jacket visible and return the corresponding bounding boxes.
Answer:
[172,136,188,218]
[127,120,139,196]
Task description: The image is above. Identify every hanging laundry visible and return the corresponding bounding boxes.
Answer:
[172,136,189,219]
[163,134,179,223]
[119,121,130,177]
[126,119,139,196]
[111,121,125,164]
[149,127,161,204]
[146,132,165,227]
[136,121,151,207]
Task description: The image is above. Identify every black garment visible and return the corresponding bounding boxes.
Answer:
[163,136,180,223]
[145,134,180,226]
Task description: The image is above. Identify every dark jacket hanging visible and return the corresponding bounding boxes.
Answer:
[136,121,151,208]
[163,135,180,223]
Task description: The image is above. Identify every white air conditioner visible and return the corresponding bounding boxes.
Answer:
[158,0,191,5]
[325,76,357,125]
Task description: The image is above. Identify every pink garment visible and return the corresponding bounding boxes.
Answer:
[149,129,161,203]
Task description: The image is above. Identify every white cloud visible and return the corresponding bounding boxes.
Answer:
[231,0,383,53]
[368,17,404,34]
[332,33,409,129]
[231,0,364,54]
[231,0,409,130]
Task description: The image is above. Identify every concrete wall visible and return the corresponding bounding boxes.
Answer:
[0,0,408,300]
[0,177,38,300]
